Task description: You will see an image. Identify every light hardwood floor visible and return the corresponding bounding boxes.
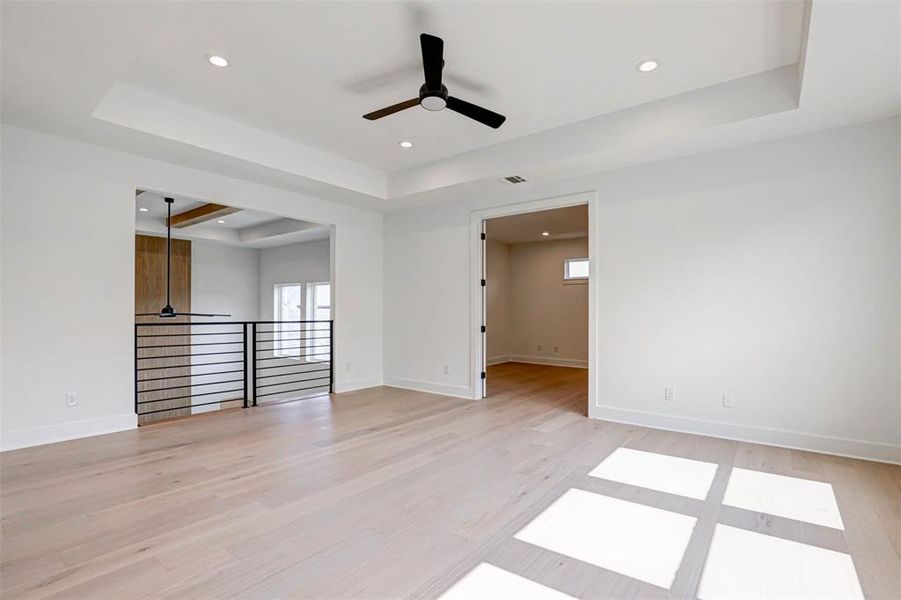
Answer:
[1,363,899,599]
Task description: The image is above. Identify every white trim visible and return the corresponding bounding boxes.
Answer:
[592,404,901,465]
[382,376,473,400]
[0,413,137,452]
[470,191,598,404]
[334,376,383,394]
[486,355,511,366]
[507,355,589,369]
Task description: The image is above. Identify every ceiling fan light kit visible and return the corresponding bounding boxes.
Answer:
[363,33,506,129]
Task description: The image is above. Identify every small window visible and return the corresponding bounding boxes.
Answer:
[564,258,589,280]
[305,282,331,321]
[273,283,302,357]
[305,282,332,361]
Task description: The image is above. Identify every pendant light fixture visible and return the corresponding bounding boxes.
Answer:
[136,197,231,318]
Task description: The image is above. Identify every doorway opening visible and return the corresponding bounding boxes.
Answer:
[473,194,595,415]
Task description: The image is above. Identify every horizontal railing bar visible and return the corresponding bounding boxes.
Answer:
[251,320,332,324]
[256,383,330,399]
[138,378,244,393]
[137,350,244,360]
[137,359,243,372]
[136,321,243,327]
[257,329,329,342]
[138,398,243,416]
[138,341,244,349]
[256,375,330,389]
[255,367,331,379]
[138,369,245,383]
[255,362,330,371]
[257,335,331,344]
[138,388,244,405]
[136,320,331,328]
[255,343,330,352]
[256,352,329,362]
[137,332,243,338]
[256,327,330,330]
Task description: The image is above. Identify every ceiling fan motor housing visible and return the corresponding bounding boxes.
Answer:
[419,84,448,111]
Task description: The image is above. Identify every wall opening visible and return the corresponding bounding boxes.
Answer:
[478,200,592,415]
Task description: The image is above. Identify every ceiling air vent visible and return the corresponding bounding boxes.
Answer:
[503,175,527,184]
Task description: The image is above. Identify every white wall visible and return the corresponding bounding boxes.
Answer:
[508,238,589,366]
[0,124,383,450]
[258,239,330,321]
[192,240,260,321]
[384,118,900,462]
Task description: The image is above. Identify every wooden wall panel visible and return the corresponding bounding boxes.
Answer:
[135,235,192,424]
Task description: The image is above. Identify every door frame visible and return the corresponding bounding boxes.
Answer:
[468,191,598,413]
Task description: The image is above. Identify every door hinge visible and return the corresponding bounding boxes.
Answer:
[480,371,486,379]
[480,325,486,333]
[480,279,486,287]
[480,232,486,240]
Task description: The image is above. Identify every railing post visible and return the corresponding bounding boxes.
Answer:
[134,324,139,414]
[242,322,249,409]
[329,319,335,394]
[251,322,258,407]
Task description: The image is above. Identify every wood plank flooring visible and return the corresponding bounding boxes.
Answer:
[1,363,899,599]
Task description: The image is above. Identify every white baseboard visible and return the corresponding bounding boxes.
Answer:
[591,404,901,465]
[382,376,473,399]
[507,355,589,369]
[334,375,383,394]
[1,413,137,452]
[486,355,510,366]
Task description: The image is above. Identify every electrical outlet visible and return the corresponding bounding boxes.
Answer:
[722,393,734,408]
[443,365,449,375]
[664,387,674,402]
[65,392,78,407]
[553,346,559,353]
[537,344,542,351]
[345,362,351,372]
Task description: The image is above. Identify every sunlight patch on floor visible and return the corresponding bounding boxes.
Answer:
[439,563,576,599]
[723,468,845,529]
[697,524,863,599]
[588,447,718,500]
[514,488,696,589]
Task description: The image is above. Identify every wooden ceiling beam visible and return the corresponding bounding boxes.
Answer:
[168,203,241,228]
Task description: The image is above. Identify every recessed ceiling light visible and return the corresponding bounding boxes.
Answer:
[207,55,229,68]
[636,59,659,73]
[217,219,226,224]
[138,207,149,212]
[541,231,550,236]
[399,141,413,148]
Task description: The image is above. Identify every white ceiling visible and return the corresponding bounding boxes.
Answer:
[487,205,588,245]
[2,1,898,209]
[135,191,329,249]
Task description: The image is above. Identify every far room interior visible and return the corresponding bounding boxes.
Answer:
[483,205,589,414]
[0,1,898,599]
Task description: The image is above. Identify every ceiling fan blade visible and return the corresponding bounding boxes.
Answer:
[420,33,444,90]
[173,312,232,318]
[446,96,506,129]
[363,98,420,120]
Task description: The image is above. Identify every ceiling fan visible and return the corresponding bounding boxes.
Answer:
[362,33,506,129]
[135,197,230,319]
